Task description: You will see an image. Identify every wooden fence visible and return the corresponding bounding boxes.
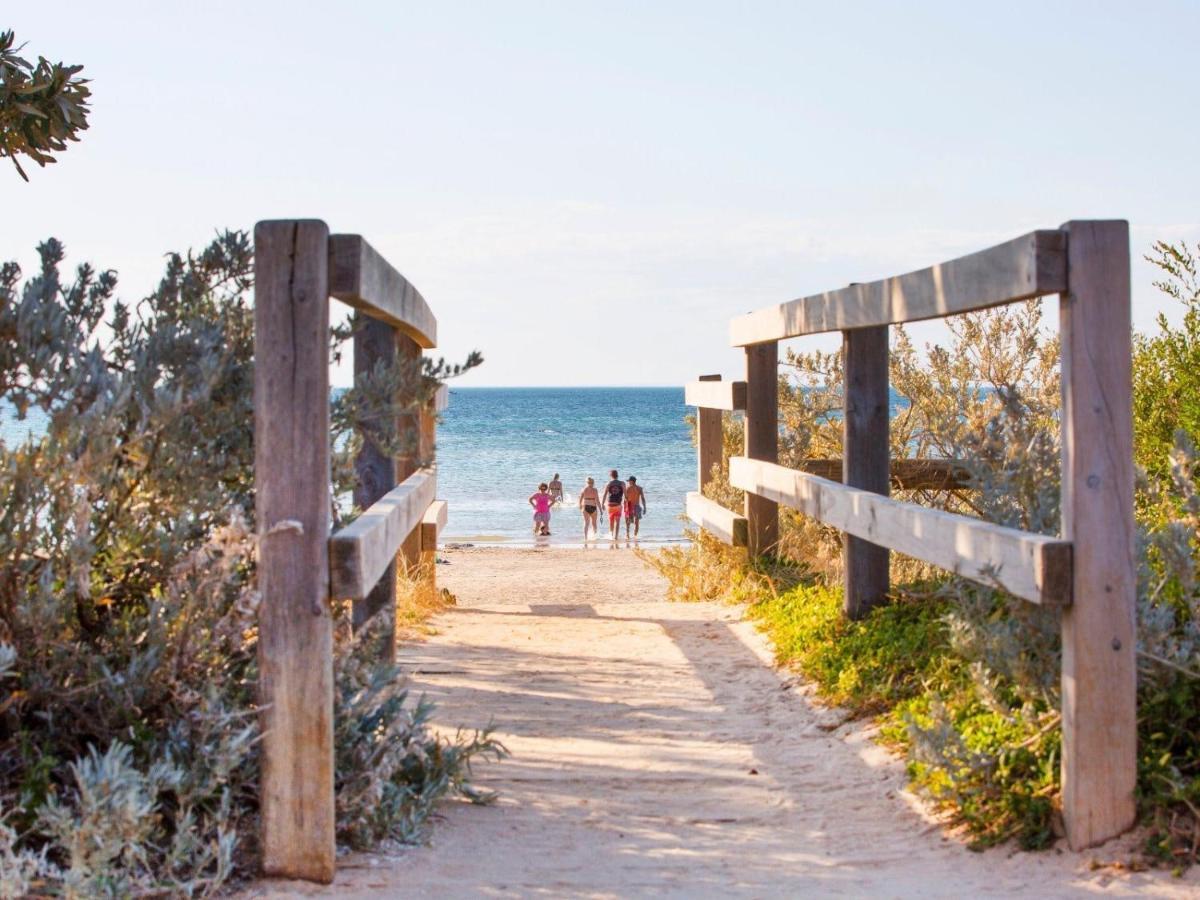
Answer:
[685,221,1135,851]
[254,220,449,882]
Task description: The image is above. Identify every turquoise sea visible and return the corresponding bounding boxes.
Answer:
[0,387,697,547]
[437,387,694,545]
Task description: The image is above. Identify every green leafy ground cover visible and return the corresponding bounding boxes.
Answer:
[652,241,1200,866]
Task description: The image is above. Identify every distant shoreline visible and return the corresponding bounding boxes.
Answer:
[442,537,689,550]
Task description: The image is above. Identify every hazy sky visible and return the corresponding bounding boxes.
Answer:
[6,1,1199,386]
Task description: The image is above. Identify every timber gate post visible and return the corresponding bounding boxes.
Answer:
[418,389,446,586]
[395,336,423,575]
[743,342,779,555]
[696,374,723,492]
[351,314,399,649]
[842,323,890,619]
[350,315,427,656]
[255,220,446,883]
[254,220,337,882]
[1058,220,1137,848]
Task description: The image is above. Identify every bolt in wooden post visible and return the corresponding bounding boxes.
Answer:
[1059,220,1137,849]
[697,374,723,492]
[744,342,779,555]
[351,314,400,650]
[842,324,890,619]
[254,220,335,883]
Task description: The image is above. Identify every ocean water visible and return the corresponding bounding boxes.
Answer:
[1,389,697,547]
[436,387,694,545]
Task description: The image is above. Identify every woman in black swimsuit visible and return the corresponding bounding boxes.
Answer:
[579,476,600,540]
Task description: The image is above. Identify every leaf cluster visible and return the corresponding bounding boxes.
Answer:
[0,31,90,181]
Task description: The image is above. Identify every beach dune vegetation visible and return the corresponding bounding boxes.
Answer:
[0,235,497,895]
[652,245,1200,863]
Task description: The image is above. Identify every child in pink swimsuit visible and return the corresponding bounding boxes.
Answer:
[529,482,553,535]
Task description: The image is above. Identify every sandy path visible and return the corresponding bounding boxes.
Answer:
[250,547,1196,898]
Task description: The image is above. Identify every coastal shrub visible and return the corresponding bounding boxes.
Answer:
[1133,240,1200,494]
[0,236,493,894]
[642,528,751,604]
[0,31,90,181]
[333,612,505,851]
[661,269,1200,861]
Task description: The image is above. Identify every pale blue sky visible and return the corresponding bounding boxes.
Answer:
[6,1,1199,385]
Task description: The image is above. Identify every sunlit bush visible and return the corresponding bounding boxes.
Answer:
[0,235,494,894]
[661,252,1200,861]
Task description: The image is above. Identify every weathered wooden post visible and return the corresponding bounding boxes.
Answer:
[1058,219,1136,849]
[254,220,335,883]
[418,388,445,586]
[696,374,723,492]
[396,336,423,575]
[842,323,890,619]
[744,342,779,555]
[351,313,400,646]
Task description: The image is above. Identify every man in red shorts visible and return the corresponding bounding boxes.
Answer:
[603,469,625,540]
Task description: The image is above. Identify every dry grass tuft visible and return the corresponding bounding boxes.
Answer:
[395,557,458,635]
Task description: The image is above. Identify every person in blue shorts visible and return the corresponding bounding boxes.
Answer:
[623,475,647,539]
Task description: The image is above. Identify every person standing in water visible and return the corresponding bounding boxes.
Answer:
[529,482,553,536]
[603,469,625,540]
[624,475,647,539]
[548,473,564,504]
[579,476,600,540]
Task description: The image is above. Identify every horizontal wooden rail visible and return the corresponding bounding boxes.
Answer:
[329,468,437,599]
[420,499,448,549]
[686,492,748,547]
[729,457,1071,605]
[730,230,1067,345]
[798,458,971,491]
[684,379,747,411]
[330,234,437,348]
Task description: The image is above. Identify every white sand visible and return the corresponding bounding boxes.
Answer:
[246,547,1197,898]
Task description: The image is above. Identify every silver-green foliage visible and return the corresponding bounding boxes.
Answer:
[334,617,506,851]
[0,235,494,893]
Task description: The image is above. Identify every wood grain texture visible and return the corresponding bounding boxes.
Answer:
[329,469,437,600]
[329,234,437,348]
[843,325,890,619]
[351,314,400,636]
[686,491,748,547]
[253,220,335,882]
[1058,220,1137,849]
[730,457,1072,606]
[684,378,748,411]
[420,499,448,551]
[743,343,779,555]
[729,230,1067,345]
[395,336,423,571]
[695,375,724,492]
